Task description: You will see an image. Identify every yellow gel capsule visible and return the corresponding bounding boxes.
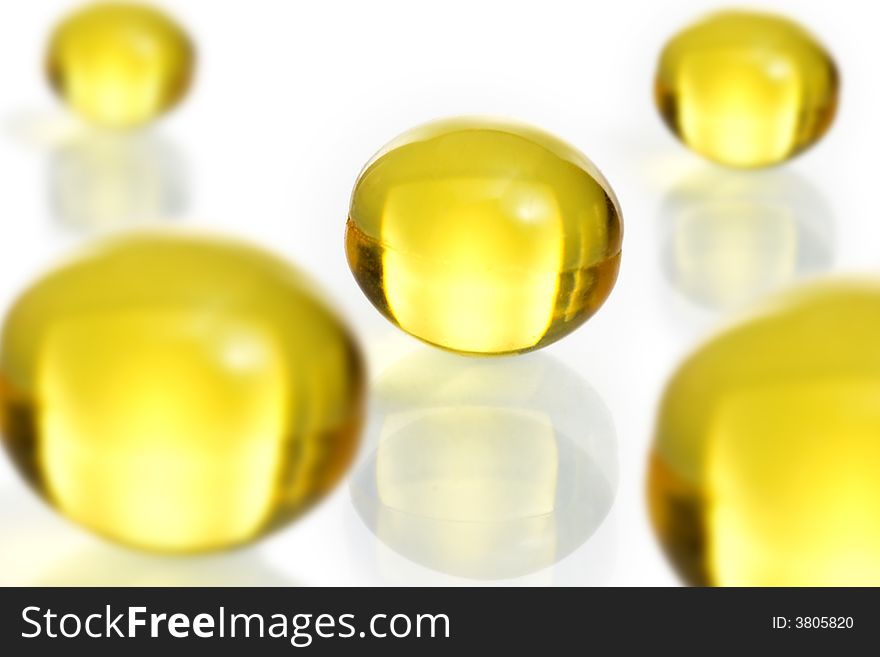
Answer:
[346,118,623,355]
[649,281,880,585]
[46,2,195,127]
[0,234,364,552]
[655,10,838,167]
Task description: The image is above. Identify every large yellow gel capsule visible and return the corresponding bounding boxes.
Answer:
[0,234,364,552]
[346,118,623,355]
[649,282,880,585]
[46,2,195,127]
[655,10,838,167]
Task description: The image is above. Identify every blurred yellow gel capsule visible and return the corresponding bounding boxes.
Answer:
[650,281,880,585]
[655,10,838,167]
[46,2,195,127]
[346,117,623,355]
[0,234,364,552]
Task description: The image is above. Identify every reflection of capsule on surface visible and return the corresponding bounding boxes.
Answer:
[660,168,833,309]
[38,547,296,587]
[0,484,292,586]
[49,129,187,231]
[351,349,617,580]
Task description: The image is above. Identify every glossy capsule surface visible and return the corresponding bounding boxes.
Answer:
[650,282,880,585]
[0,234,364,552]
[655,10,838,167]
[46,2,194,127]
[346,118,622,355]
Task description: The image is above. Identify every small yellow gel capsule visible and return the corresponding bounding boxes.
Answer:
[649,282,880,585]
[346,118,623,355]
[0,234,364,552]
[46,2,195,127]
[655,10,838,167]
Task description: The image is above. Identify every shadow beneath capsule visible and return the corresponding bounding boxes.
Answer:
[0,484,295,586]
[350,349,617,582]
[47,127,187,232]
[660,167,833,310]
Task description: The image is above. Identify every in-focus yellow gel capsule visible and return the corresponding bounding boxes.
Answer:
[649,281,880,585]
[0,234,364,552]
[655,10,838,167]
[346,118,623,355]
[46,2,195,127]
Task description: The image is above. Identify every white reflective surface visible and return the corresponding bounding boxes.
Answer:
[350,350,616,583]
[661,167,833,309]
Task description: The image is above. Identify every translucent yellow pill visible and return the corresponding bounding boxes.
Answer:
[0,234,364,552]
[346,117,623,355]
[46,2,195,127]
[649,281,880,585]
[655,10,838,167]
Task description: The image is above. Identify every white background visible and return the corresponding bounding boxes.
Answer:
[0,0,868,586]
